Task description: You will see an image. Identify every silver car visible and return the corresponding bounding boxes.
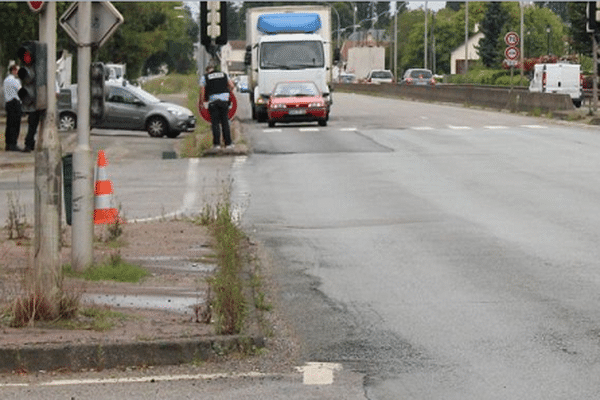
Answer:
[58,82,196,138]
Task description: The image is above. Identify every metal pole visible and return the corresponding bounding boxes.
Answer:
[72,1,94,271]
[34,1,62,292]
[465,0,468,75]
[424,1,428,69]
[394,5,398,82]
[520,2,524,82]
[593,34,598,112]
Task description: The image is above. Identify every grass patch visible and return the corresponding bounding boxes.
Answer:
[63,253,150,283]
[54,306,130,332]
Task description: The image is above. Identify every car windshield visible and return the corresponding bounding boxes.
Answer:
[124,85,161,104]
[260,41,324,69]
[107,84,160,105]
[409,70,432,79]
[272,82,319,97]
[372,71,392,79]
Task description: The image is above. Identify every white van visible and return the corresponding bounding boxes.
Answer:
[529,63,583,107]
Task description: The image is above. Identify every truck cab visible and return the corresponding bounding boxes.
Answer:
[245,7,332,122]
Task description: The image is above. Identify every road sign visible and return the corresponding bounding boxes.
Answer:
[505,46,520,61]
[60,1,123,48]
[27,1,44,12]
[504,31,520,47]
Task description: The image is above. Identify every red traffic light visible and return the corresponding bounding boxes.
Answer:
[17,46,34,66]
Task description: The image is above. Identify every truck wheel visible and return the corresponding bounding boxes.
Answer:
[573,100,582,108]
[318,119,327,127]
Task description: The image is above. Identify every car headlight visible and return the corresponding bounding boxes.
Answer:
[309,102,324,107]
[167,107,184,117]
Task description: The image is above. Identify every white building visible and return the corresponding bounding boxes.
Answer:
[450,26,484,75]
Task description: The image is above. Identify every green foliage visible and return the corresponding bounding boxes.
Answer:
[64,254,150,283]
[478,2,509,68]
[445,67,529,87]
[96,2,197,79]
[205,196,247,335]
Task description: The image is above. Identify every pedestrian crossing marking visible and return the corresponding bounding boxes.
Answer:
[448,125,473,130]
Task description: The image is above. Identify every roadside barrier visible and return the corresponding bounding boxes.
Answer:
[94,150,121,224]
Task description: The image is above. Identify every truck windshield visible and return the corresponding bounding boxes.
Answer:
[260,41,324,69]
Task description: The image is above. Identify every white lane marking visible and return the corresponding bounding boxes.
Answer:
[448,125,472,130]
[340,127,357,131]
[299,127,320,132]
[231,156,249,223]
[129,158,199,223]
[0,372,274,388]
[412,126,434,131]
[484,125,509,129]
[181,158,200,214]
[296,362,342,385]
[521,124,546,129]
[263,128,282,132]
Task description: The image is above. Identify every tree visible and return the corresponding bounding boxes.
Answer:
[568,2,592,57]
[477,2,509,68]
[97,2,196,78]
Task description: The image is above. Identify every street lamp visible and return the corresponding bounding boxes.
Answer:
[546,25,551,55]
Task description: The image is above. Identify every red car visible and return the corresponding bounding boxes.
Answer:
[267,81,328,128]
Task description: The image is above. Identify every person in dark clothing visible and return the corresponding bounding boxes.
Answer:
[3,64,23,151]
[23,110,41,152]
[199,63,235,150]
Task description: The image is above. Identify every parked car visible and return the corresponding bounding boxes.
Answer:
[236,75,249,93]
[267,81,328,128]
[58,81,196,138]
[400,68,436,86]
[338,73,357,83]
[366,69,394,84]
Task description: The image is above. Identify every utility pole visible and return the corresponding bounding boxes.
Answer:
[72,1,94,271]
[34,2,62,292]
[424,1,428,69]
[464,0,469,75]
[394,5,398,82]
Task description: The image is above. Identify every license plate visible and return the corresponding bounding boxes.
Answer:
[288,109,306,115]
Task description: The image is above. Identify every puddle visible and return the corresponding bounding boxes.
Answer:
[83,293,205,315]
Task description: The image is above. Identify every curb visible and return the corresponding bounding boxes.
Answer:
[0,335,265,373]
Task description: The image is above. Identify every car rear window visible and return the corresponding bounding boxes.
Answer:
[410,70,432,79]
[372,71,392,79]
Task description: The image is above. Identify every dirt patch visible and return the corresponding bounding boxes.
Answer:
[0,219,218,348]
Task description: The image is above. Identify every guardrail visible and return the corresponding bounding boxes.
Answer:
[332,83,575,113]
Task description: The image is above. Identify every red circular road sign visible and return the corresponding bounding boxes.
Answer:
[27,1,45,12]
[198,92,237,122]
[505,46,520,61]
[504,31,519,46]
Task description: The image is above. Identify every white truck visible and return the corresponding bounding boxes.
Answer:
[529,63,583,108]
[245,5,333,122]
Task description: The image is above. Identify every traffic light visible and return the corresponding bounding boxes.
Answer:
[90,62,106,126]
[200,1,227,49]
[587,2,600,33]
[17,41,47,112]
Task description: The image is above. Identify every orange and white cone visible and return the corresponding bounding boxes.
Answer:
[94,150,120,224]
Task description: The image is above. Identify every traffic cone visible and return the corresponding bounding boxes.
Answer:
[94,150,120,224]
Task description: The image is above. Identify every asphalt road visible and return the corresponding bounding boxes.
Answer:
[232,92,600,399]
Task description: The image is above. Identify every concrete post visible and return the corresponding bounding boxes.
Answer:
[33,1,62,293]
[72,1,94,271]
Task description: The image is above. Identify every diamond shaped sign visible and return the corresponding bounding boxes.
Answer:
[60,2,124,48]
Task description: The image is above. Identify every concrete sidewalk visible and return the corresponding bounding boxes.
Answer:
[0,117,264,374]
